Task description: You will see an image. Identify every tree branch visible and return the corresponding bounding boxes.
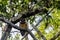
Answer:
[21,29,33,40]
[1,25,12,40]
[31,18,46,40]
[21,33,28,40]
[0,17,26,31]
[31,7,54,40]
[26,28,37,40]
[11,8,43,24]
[11,6,55,24]
[21,7,54,40]
[1,0,13,40]
[50,31,60,40]
[0,17,37,40]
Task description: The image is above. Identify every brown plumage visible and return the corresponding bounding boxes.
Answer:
[19,18,27,36]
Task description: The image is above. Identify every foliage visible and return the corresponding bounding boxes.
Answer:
[0,0,60,40]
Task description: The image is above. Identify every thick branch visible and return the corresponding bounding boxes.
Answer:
[21,7,54,40]
[0,17,37,40]
[1,0,13,40]
[26,28,37,40]
[11,8,43,24]
[11,6,55,24]
[0,17,26,31]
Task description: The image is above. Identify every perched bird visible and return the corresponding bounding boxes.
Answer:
[19,18,27,36]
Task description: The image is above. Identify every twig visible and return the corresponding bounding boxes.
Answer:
[11,8,43,24]
[50,31,60,40]
[31,19,46,40]
[21,29,33,40]
[31,7,55,40]
[11,31,20,33]
[21,32,28,40]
